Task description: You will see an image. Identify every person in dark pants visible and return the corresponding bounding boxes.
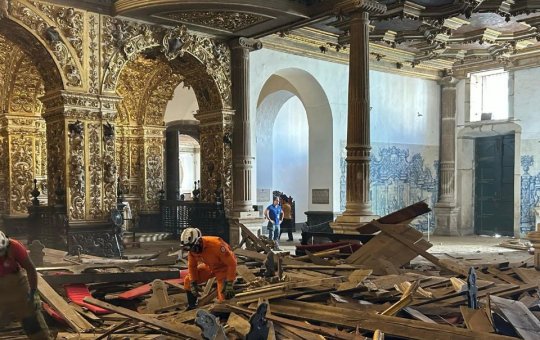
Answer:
[264,196,283,250]
[0,231,51,339]
[280,197,294,241]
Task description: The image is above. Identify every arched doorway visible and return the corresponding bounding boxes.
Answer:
[256,69,333,225]
[164,84,201,201]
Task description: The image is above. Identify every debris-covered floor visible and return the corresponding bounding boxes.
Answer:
[2,204,539,340]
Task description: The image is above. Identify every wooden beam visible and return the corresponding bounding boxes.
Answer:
[83,297,202,339]
[225,304,362,340]
[267,300,517,340]
[491,295,540,340]
[37,274,94,333]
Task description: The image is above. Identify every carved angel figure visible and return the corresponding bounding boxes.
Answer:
[162,25,191,60]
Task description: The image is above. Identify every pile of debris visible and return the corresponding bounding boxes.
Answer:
[4,202,540,339]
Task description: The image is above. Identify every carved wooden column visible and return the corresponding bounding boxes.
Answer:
[230,37,262,213]
[229,38,263,244]
[195,109,234,216]
[40,91,121,222]
[331,0,386,234]
[434,77,461,236]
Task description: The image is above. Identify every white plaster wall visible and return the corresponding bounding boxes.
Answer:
[370,71,440,146]
[251,48,441,216]
[164,83,199,123]
[272,97,309,222]
[251,49,347,214]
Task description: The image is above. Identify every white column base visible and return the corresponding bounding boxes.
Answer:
[330,214,379,234]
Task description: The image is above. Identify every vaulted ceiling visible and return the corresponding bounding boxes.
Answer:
[48,0,540,77]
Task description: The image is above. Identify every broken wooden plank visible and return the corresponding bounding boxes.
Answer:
[41,270,181,285]
[84,297,202,339]
[37,274,94,332]
[226,303,362,340]
[491,295,540,340]
[268,300,516,340]
[459,306,494,333]
[356,201,431,234]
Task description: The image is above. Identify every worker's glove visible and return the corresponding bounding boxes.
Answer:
[190,283,202,297]
[222,281,235,299]
[27,289,40,309]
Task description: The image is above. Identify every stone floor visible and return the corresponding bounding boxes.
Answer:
[122,231,529,259]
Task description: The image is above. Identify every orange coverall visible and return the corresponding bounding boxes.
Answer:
[183,236,237,301]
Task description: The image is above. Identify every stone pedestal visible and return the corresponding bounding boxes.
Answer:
[332,214,379,234]
[527,230,540,270]
[229,211,263,247]
[433,205,461,236]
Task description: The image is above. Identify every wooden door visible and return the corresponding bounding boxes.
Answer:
[474,135,514,236]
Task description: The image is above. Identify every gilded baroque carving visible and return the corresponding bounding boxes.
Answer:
[103,122,116,212]
[144,73,182,126]
[0,135,6,213]
[30,2,84,62]
[68,119,85,220]
[45,118,65,205]
[10,0,82,87]
[88,14,99,94]
[8,57,44,114]
[102,17,157,92]
[88,122,102,219]
[144,142,163,211]
[9,135,34,214]
[160,11,269,33]
[103,20,231,108]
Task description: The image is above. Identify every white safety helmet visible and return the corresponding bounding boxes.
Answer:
[0,231,9,256]
[180,227,202,250]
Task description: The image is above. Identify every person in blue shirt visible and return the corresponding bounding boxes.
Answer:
[264,196,284,250]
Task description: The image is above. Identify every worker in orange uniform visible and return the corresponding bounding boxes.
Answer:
[180,227,237,309]
[0,231,50,339]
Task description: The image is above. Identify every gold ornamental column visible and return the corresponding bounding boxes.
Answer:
[229,38,263,245]
[40,91,121,222]
[195,109,234,209]
[434,77,461,235]
[331,0,386,234]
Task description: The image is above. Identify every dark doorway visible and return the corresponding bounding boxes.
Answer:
[474,134,514,236]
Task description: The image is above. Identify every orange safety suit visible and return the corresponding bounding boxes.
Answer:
[183,236,237,301]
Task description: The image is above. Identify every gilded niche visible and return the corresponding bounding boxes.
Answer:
[157,11,270,33]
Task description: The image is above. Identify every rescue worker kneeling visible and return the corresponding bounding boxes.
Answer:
[180,228,237,309]
[0,231,51,339]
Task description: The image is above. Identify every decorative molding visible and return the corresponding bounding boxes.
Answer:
[155,11,270,33]
[9,0,83,88]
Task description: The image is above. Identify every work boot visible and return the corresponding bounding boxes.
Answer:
[186,291,198,310]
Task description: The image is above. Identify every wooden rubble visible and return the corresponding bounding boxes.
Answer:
[3,202,540,339]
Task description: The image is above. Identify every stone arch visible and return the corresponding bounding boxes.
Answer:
[256,68,334,214]
[101,19,230,110]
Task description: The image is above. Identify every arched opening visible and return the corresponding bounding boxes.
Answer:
[256,69,333,225]
[0,19,64,232]
[115,49,224,228]
[164,84,201,201]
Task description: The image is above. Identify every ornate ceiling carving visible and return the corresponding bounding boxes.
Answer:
[154,11,271,33]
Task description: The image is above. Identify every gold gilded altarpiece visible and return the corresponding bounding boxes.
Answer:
[0,0,234,226]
